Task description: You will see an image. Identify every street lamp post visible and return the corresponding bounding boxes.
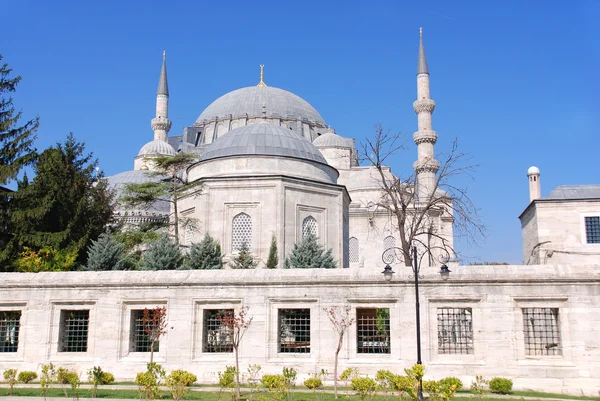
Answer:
[381,245,451,401]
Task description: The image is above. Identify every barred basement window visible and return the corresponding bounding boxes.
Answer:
[278,309,310,353]
[59,310,89,352]
[585,216,600,244]
[232,213,252,252]
[0,311,21,353]
[349,237,359,263]
[437,308,474,355]
[382,236,396,263]
[357,308,390,354]
[522,308,562,356]
[131,310,159,353]
[203,309,233,353]
[302,216,318,239]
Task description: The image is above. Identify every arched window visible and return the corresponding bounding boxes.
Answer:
[382,235,396,263]
[349,237,359,263]
[302,216,318,239]
[232,212,252,252]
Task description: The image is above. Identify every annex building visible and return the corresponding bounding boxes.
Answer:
[1,31,599,396]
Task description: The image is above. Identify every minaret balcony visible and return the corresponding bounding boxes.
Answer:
[413,99,436,114]
[151,117,172,132]
[413,130,438,145]
[413,158,440,174]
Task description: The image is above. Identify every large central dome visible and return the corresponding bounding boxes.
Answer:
[196,86,325,126]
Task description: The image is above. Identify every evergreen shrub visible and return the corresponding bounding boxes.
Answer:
[489,377,512,394]
[284,233,336,269]
[184,233,222,269]
[18,371,37,383]
[140,236,182,270]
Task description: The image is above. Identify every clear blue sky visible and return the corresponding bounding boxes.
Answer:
[2,0,598,264]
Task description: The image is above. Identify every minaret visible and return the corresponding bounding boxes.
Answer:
[527,166,541,202]
[151,51,172,142]
[413,28,440,200]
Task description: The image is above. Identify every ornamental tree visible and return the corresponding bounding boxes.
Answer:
[141,306,168,363]
[324,306,355,398]
[266,235,278,269]
[230,242,257,269]
[284,233,336,269]
[217,307,253,398]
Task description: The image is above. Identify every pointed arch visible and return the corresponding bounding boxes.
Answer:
[232,212,252,252]
[302,216,318,239]
[349,237,359,264]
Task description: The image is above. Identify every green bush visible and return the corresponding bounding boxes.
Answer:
[350,377,377,401]
[40,363,57,398]
[489,377,512,394]
[439,377,463,391]
[424,380,458,401]
[262,374,288,401]
[304,377,323,390]
[218,366,237,401]
[392,375,412,392]
[136,363,166,401]
[166,369,197,401]
[56,368,80,399]
[18,371,38,383]
[101,372,115,384]
[88,366,113,397]
[3,369,18,395]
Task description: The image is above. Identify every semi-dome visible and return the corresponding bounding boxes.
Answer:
[201,122,327,164]
[313,131,349,148]
[138,140,176,157]
[196,86,326,126]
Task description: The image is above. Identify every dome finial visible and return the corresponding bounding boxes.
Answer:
[420,27,423,37]
[140,151,149,170]
[163,50,166,60]
[257,64,267,87]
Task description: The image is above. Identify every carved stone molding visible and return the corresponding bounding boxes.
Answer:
[413,158,440,173]
[413,130,438,145]
[151,117,172,132]
[413,99,436,114]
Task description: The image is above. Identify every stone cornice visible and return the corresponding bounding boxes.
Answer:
[413,158,440,173]
[151,117,172,132]
[413,130,438,145]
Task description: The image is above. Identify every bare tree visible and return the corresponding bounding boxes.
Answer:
[324,306,355,399]
[141,306,168,363]
[361,124,484,266]
[217,306,254,398]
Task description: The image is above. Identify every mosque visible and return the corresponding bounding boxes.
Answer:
[1,31,598,395]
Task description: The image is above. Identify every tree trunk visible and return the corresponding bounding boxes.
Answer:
[334,333,343,398]
[172,180,179,246]
[234,345,240,398]
[150,339,155,363]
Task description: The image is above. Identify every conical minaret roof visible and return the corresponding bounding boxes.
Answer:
[417,28,429,75]
[157,51,169,96]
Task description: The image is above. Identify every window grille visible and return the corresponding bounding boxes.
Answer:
[522,308,561,356]
[382,236,396,263]
[357,308,390,354]
[232,213,252,252]
[302,216,318,239]
[278,309,311,353]
[437,308,474,354]
[0,311,21,353]
[203,309,233,353]
[585,216,600,244]
[131,310,159,353]
[59,310,89,353]
[349,237,360,263]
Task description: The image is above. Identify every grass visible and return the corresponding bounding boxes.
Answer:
[1,387,600,401]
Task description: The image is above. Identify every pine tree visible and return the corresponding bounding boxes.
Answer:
[0,54,39,185]
[86,233,126,271]
[140,235,182,270]
[184,233,222,270]
[231,242,257,269]
[266,235,278,269]
[1,134,114,270]
[284,233,337,269]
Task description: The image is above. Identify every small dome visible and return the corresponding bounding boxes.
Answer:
[346,168,396,192]
[201,122,327,164]
[138,140,176,157]
[527,166,540,175]
[106,170,170,214]
[313,131,349,148]
[196,86,325,126]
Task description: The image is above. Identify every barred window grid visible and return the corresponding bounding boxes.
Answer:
[522,308,562,356]
[584,216,600,244]
[349,237,360,263]
[437,308,474,355]
[278,309,311,353]
[302,216,318,239]
[232,213,252,252]
[382,236,396,263]
[131,310,159,353]
[203,309,233,353]
[357,308,390,354]
[0,311,21,353]
[59,310,89,353]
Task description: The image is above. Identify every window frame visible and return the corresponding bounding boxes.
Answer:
[49,302,96,362]
[119,301,168,362]
[266,299,318,362]
[0,304,26,360]
[436,307,474,355]
[522,307,562,357]
[58,309,90,353]
[581,215,600,245]
[349,237,360,264]
[356,307,391,355]
[277,308,312,354]
[193,300,241,361]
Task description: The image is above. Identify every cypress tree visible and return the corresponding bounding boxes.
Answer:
[266,235,278,269]
[184,233,222,270]
[230,242,257,269]
[140,235,182,270]
[284,233,337,269]
[86,233,126,271]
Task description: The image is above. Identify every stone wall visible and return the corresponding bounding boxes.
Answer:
[1,266,599,395]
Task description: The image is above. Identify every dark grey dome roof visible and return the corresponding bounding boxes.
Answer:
[196,86,325,126]
[201,122,327,164]
[106,170,170,214]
